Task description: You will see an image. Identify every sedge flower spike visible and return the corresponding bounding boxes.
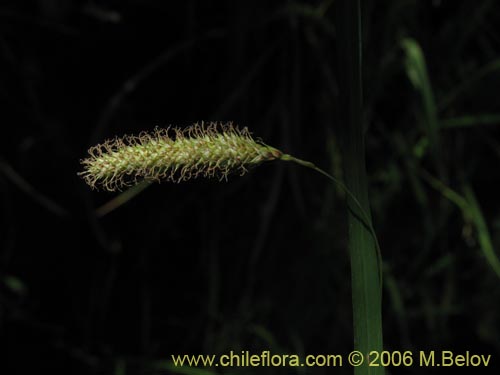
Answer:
[79,121,382,283]
[78,122,283,191]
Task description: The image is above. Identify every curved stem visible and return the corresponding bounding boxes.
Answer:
[280,153,383,285]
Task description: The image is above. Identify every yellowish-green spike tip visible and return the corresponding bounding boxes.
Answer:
[78,122,282,191]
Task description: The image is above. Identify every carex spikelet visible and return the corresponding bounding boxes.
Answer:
[78,122,282,191]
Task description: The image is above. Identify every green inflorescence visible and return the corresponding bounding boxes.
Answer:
[78,122,282,191]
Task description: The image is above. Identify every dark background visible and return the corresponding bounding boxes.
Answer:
[1,0,500,374]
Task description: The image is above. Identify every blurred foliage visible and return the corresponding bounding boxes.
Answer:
[1,0,500,374]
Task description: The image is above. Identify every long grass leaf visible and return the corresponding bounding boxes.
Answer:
[441,113,500,129]
[463,185,500,279]
[421,171,500,279]
[335,1,384,374]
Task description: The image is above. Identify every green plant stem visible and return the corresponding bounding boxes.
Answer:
[96,180,152,217]
[280,153,382,283]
